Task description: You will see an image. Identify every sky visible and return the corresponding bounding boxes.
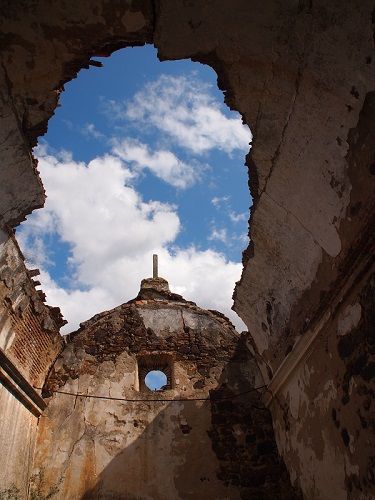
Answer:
[18,45,252,334]
[145,370,167,391]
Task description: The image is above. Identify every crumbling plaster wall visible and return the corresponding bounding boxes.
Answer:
[0,228,64,385]
[1,0,374,367]
[31,299,295,499]
[0,226,64,497]
[0,384,38,500]
[270,267,374,499]
[263,89,375,498]
[0,1,374,498]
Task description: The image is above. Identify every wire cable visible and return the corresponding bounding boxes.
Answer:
[33,384,267,403]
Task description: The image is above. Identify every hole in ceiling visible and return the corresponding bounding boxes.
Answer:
[18,45,252,334]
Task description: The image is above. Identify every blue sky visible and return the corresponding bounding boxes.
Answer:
[145,370,167,391]
[19,45,252,332]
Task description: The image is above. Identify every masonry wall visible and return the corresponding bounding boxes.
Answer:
[0,227,64,498]
[0,2,374,498]
[269,266,375,499]
[0,228,64,385]
[30,299,296,499]
[0,385,38,499]
[32,359,232,500]
[263,88,375,498]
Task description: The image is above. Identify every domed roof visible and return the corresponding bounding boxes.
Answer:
[43,258,240,396]
[77,255,238,343]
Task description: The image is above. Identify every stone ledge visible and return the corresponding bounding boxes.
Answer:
[0,348,46,416]
[264,238,375,407]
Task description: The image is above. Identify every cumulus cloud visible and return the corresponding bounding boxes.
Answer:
[116,74,251,155]
[229,211,247,223]
[81,122,105,139]
[211,195,247,226]
[19,148,246,332]
[112,138,203,189]
[208,227,228,244]
[211,195,230,208]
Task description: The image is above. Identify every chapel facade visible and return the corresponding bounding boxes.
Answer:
[28,263,297,499]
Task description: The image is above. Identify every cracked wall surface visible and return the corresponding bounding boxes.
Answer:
[0,226,64,497]
[0,1,374,498]
[0,0,154,227]
[31,288,296,499]
[0,385,38,500]
[271,267,374,499]
[0,228,64,385]
[265,89,375,498]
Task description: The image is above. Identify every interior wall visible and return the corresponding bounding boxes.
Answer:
[0,1,374,498]
[0,385,38,499]
[0,227,64,386]
[30,300,296,499]
[264,87,375,498]
[31,359,238,500]
[0,227,64,498]
[270,266,374,499]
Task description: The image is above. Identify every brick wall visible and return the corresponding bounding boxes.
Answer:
[0,227,64,387]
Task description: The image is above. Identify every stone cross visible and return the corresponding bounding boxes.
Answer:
[153,254,158,278]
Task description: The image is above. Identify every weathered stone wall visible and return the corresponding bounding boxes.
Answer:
[31,297,295,499]
[0,226,64,497]
[0,0,154,227]
[0,384,38,500]
[0,227,64,386]
[262,85,375,499]
[269,266,374,499]
[209,334,300,499]
[0,1,374,498]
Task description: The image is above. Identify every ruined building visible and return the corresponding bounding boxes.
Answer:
[28,265,296,499]
[0,1,374,499]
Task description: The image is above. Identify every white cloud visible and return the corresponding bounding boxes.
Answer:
[207,223,249,252]
[19,148,246,333]
[211,195,230,208]
[62,119,73,130]
[118,74,251,155]
[208,227,228,244]
[211,196,247,224]
[112,138,203,189]
[229,211,247,223]
[17,232,52,268]
[81,122,105,139]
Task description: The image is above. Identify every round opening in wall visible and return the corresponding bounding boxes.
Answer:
[145,370,168,391]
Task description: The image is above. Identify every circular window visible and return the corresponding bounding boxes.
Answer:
[145,370,168,391]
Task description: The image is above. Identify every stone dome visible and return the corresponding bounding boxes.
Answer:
[31,272,292,500]
[43,273,242,397]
